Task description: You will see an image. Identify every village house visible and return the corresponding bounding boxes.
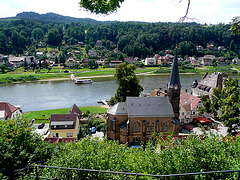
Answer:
[158,56,170,65]
[66,58,76,68]
[179,91,203,124]
[109,60,123,68]
[107,50,181,144]
[187,57,200,66]
[49,104,82,139]
[199,55,215,66]
[124,57,136,64]
[96,59,106,66]
[191,72,228,97]
[8,55,24,67]
[46,51,59,59]
[36,52,44,57]
[96,40,103,49]
[218,46,226,51]
[216,57,227,66]
[232,57,240,64]
[196,45,204,51]
[207,43,215,50]
[88,49,97,58]
[0,102,22,120]
[144,57,156,66]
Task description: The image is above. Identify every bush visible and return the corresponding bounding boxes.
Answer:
[0,119,55,179]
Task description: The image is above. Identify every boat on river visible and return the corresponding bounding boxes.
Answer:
[71,74,92,84]
[74,78,92,84]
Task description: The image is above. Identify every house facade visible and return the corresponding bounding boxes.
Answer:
[200,55,215,66]
[88,50,97,57]
[144,58,156,65]
[49,104,82,139]
[0,102,22,120]
[179,91,203,124]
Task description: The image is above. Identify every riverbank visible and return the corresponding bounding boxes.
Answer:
[1,65,239,85]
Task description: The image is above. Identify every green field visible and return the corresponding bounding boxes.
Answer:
[22,105,108,123]
[1,65,239,84]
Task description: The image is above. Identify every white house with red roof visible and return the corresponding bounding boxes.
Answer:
[179,91,203,124]
[0,102,22,120]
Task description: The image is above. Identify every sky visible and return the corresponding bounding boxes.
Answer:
[0,0,239,24]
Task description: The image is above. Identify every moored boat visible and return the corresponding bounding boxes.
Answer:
[74,78,93,84]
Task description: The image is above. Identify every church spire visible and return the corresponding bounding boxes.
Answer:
[167,46,181,120]
[168,47,181,88]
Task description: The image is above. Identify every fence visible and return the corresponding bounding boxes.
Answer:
[13,164,240,180]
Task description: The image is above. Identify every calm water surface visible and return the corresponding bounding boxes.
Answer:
[0,74,238,112]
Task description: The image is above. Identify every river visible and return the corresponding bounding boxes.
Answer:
[0,74,239,112]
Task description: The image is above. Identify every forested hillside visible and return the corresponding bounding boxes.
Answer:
[0,13,239,59]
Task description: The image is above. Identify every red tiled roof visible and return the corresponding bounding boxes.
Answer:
[0,102,19,119]
[68,104,82,117]
[180,91,201,110]
[44,137,59,144]
[194,117,212,124]
[44,137,75,144]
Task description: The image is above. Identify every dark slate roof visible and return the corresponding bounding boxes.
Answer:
[107,102,128,115]
[127,97,174,118]
[119,120,128,129]
[168,50,181,88]
[68,103,82,116]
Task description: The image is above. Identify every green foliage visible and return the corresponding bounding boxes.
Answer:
[199,77,240,134]
[79,0,125,14]
[231,16,240,35]
[0,119,55,179]
[88,59,98,69]
[25,133,240,179]
[109,63,143,105]
[0,75,39,84]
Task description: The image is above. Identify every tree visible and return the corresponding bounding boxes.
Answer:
[231,16,240,35]
[79,0,125,14]
[47,29,62,46]
[0,119,55,179]
[88,59,98,69]
[108,63,143,106]
[199,77,240,134]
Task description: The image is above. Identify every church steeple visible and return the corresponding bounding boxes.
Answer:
[167,46,181,119]
[169,48,181,89]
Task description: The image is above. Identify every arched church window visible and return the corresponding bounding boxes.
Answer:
[133,121,141,132]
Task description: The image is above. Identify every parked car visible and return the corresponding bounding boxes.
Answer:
[38,123,45,129]
[182,125,193,131]
[91,127,96,134]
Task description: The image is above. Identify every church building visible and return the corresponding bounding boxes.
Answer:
[106,49,181,144]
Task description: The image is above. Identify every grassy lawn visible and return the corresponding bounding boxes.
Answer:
[1,65,238,84]
[23,105,108,124]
